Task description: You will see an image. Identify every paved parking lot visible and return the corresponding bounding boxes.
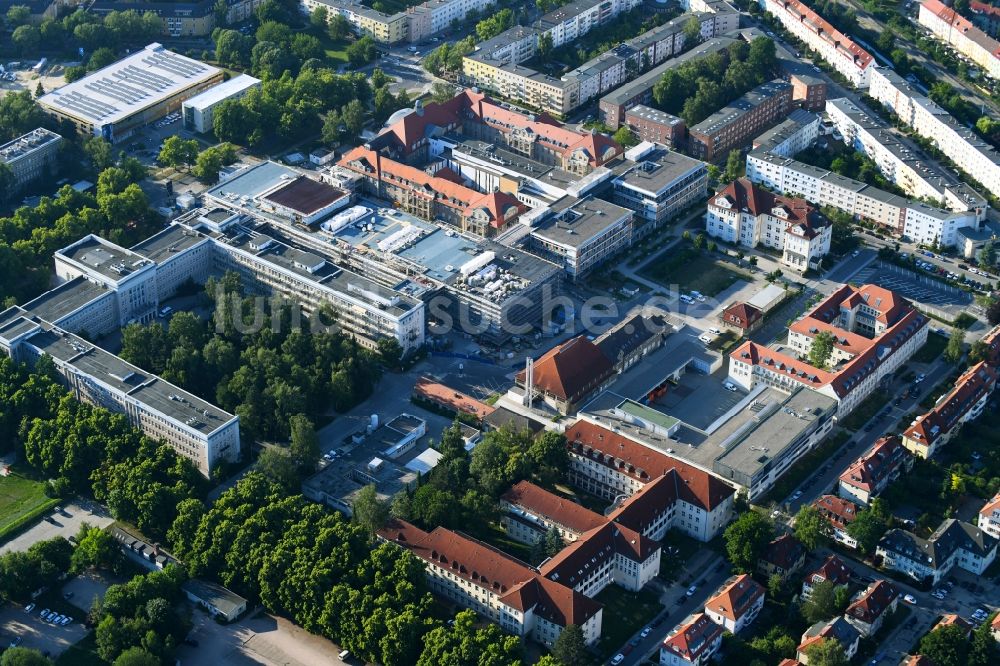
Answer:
[852,261,971,316]
[176,608,348,666]
[0,601,88,659]
[1,500,114,555]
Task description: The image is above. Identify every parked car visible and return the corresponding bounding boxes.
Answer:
[39,608,50,618]
[9,636,22,648]
[60,616,73,626]
[24,603,35,613]
[641,626,652,638]
[903,594,917,604]
[610,654,624,665]
[686,585,697,597]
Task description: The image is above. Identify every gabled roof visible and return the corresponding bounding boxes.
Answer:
[722,302,763,330]
[805,554,853,588]
[903,362,997,447]
[840,436,908,493]
[981,492,1000,520]
[878,519,998,568]
[798,617,861,655]
[501,480,606,534]
[517,336,615,403]
[710,178,827,237]
[565,420,736,511]
[846,580,898,624]
[932,613,973,635]
[762,534,805,570]
[607,474,677,534]
[499,575,602,626]
[901,656,934,666]
[539,521,657,587]
[662,612,724,661]
[812,495,859,530]
[704,574,764,623]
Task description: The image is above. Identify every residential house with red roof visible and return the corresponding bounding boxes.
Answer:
[802,554,853,599]
[758,0,874,87]
[844,580,899,637]
[729,284,928,416]
[660,612,724,666]
[703,574,765,634]
[336,146,525,237]
[706,178,832,273]
[812,495,861,549]
[500,480,607,545]
[758,534,806,582]
[981,323,1000,367]
[902,656,935,666]
[931,613,974,637]
[797,617,861,664]
[979,492,1000,540]
[839,436,913,506]
[902,361,997,458]
[991,610,1000,641]
[919,0,1000,80]
[377,519,604,647]
[563,420,736,542]
[516,336,616,414]
[720,302,763,334]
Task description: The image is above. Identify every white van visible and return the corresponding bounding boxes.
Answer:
[338,649,350,660]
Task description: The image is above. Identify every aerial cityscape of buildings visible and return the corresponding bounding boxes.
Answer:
[1,1,1000,664]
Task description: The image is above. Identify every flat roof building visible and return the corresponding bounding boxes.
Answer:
[0,127,62,190]
[38,43,223,143]
[182,73,260,133]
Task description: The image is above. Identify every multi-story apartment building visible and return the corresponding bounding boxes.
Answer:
[703,574,764,634]
[868,66,1000,200]
[706,178,832,273]
[660,613,724,666]
[729,285,929,416]
[919,0,1000,79]
[844,580,898,638]
[839,435,913,506]
[463,6,736,116]
[745,150,983,247]
[600,36,738,128]
[979,493,1000,541]
[811,495,860,549]
[970,0,1000,36]
[758,534,806,582]
[902,361,997,458]
[610,142,708,231]
[89,0,215,37]
[0,308,240,477]
[0,128,62,190]
[688,80,793,161]
[38,44,223,144]
[301,0,410,43]
[624,106,687,148]
[563,420,736,543]
[751,108,820,158]
[376,519,604,647]
[877,518,998,585]
[407,0,500,41]
[501,480,608,544]
[757,0,874,87]
[825,97,987,241]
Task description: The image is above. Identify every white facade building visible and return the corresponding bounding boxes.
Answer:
[919,0,1000,80]
[757,0,874,87]
[182,74,261,134]
[868,67,1000,201]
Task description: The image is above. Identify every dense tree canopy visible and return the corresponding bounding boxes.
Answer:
[723,511,774,573]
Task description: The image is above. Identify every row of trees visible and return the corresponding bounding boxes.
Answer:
[652,37,777,127]
[0,156,153,306]
[422,38,477,77]
[8,8,163,56]
[119,273,382,442]
[157,138,238,184]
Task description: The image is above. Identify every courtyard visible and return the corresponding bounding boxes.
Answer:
[640,248,750,297]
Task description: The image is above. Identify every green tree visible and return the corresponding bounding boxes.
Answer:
[310,5,328,30]
[978,240,996,266]
[613,126,638,147]
[112,647,159,666]
[808,331,836,370]
[918,624,970,666]
[158,137,200,170]
[328,13,349,40]
[71,523,124,573]
[0,648,53,666]
[969,340,988,364]
[968,617,999,666]
[11,25,40,54]
[341,99,365,139]
[85,136,115,171]
[353,483,389,536]
[429,82,456,103]
[802,579,838,623]
[88,47,118,72]
[288,413,319,468]
[377,337,404,368]
[538,32,554,62]
[193,142,237,184]
[723,511,773,573]
[543,525,563,557]
[846,498,889,555]
[724,149,743,182]
[683,15,702,45]
[794,504,826,550]
[255,447,299,492]
[5,5,30,26]
[551,624,586,665]
[416,610,521,666]
[767,572,784,598]
[803,638,848,666]
[944,328,964,364]
[346,36,377,67]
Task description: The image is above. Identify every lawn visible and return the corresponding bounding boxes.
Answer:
[640,247,748,297]
[317,32,351,64]
[0,468,59,543]
[480,523,541,566]
[912,331,947,363]
[594,585,664,659]
[55,632,105,666]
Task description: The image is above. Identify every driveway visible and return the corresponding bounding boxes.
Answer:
[1,500,114,555]
[176,608,349,666]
